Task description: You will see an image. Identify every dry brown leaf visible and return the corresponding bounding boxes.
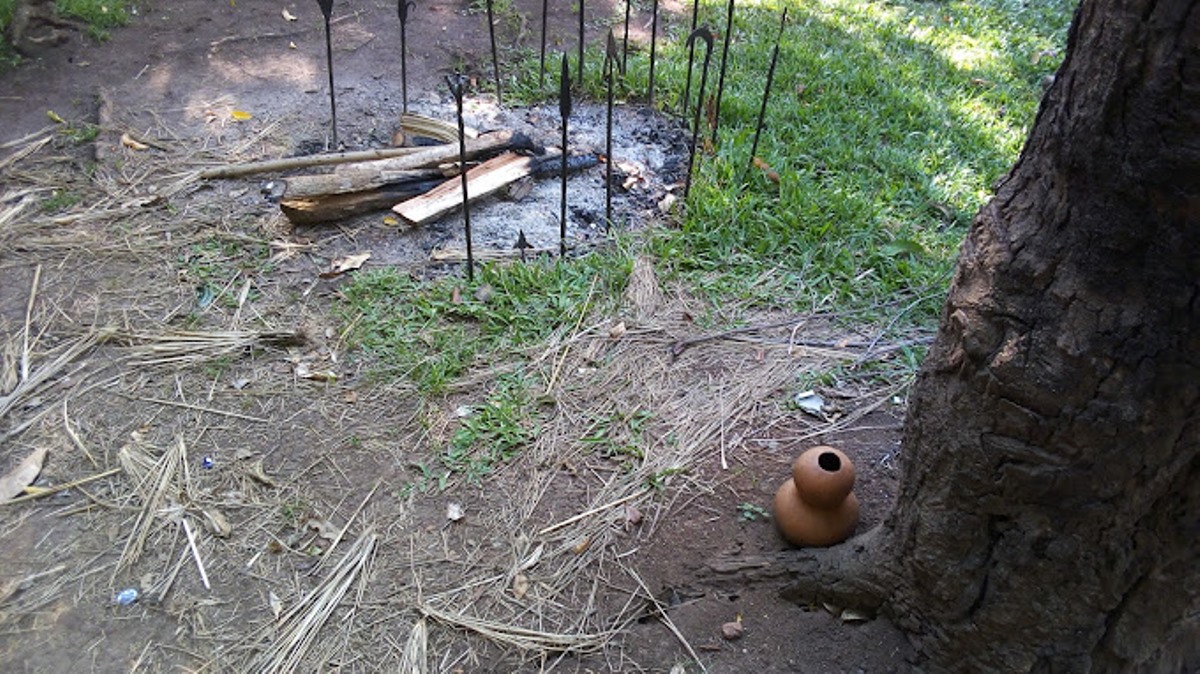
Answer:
[120,132,149,151]
[319,251,372,278]
[0,447,48,502]
[202,508,232,537]
[512,573,529,599]
[269,591,283,620]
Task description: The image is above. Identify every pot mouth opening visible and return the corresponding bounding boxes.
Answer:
[818,451,842,472]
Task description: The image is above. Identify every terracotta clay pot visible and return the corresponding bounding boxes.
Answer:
[773,446,859,547]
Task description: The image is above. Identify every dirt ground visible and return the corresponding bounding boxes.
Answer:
[1,1,917,671]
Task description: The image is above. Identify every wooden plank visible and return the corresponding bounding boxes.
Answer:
[392,152,535,226]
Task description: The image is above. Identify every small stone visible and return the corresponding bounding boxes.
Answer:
[721,620,744,640]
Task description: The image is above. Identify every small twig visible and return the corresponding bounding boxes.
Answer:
[127,395,269,423]
[544,277,599,395]
[537,489,649,537]
[181,517,211,590]
[20,264,41,382]
[312,480,381,575]
[627,567,708,673]
[670,315,811,358]
[62,400,98,468]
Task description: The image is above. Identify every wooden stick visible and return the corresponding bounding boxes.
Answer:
[182,518,211,590]
[131,395,269,423]
[21,264,41,383]
[340,130,531,177]
[536,488,649,537]
[200,146,428,180]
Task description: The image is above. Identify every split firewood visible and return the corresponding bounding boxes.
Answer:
[393,152,534,226]
[393,151,600,226]
[279,168,443,200]
[280,179,444,224]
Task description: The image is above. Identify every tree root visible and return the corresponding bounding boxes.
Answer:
[700,526,894,613]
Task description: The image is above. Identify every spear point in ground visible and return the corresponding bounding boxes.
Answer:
[647,0,660,106]
[712,0,736,145]
[539,0,550,88]
[577,0,586,87]
[486,0,503,105]
[515,229,532,262]
[316,0,338,149]
[559,54,571,258]
[747,7,787,184]
[446,72,474,281]
[398,0,415,114]
[685,27,715,201]
[605,31,619,232]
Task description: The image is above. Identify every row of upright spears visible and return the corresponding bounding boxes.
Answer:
[314,0,789,280]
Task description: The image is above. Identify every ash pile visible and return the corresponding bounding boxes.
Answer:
[258,99,690,259]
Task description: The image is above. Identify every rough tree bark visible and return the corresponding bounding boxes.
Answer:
[762,0,1199,670]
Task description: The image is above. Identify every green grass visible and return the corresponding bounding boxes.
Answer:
[343,0,1075,394]
[341,251,631,395]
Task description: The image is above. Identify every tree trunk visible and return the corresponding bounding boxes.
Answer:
[779,0,1200,670]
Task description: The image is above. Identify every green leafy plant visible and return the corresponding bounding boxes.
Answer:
[439,373,536,483]
[738,502,770,522]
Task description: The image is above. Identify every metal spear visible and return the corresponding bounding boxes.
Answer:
[559,54,571,258]
[748,7,787,179]
[316,0,338,149]
[539,0,549,88]
[647,0,659,107]
[486,0,502,105]
[681,0,700,118]
[711,0,736,146]
[685,26,714,201]
[577,0,585,87]
[447,73,474,281]
[621,0,631,74]
[398,0,415,114]
[605,31,618,232]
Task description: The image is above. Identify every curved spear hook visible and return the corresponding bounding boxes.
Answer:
[684,26,714,200]
[398,0,416,114]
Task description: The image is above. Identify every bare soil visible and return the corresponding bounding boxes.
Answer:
[0,1,916,672]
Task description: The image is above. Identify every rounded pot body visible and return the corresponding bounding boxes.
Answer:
[792,445,856,510]
[773,478,860,547]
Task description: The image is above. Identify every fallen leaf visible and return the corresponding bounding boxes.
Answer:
[657,193,678,214]
[721,618,745,640]
[245,458,278,487]
[120,133,149,151]
[319,251,372,278]
[446,502,464,522]
[752,156,781,184]
[288,41,297,49]
[295,361,337,382]
[512,573,529,599]
[382,215,400,227]
[269,591,283,620]
[306,518,338,541]
[200,509,231,537]
[609,321,627,339]
[450,286,463,304]
[518,543,545,571]
[571,537,591,554]
[473,284,493,303]
[46,110,66,124]
[282,8,298,21]
[230,110,253,121]
[340,390,358,404]
[0,447,48,502]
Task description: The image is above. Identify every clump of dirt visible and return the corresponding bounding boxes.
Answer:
[0,1,919,671]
